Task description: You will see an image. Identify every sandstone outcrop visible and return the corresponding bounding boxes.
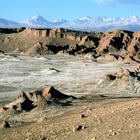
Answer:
[4,91,35,111]
[97,67,140,95]
[24,28,50,37]
[0,50,4,54]
[127,32,140,61]
[3,86,76,112]
[128,32,140,53]
[25,42,49,56]
[96,30,132,54]
[1,121,10,128]
[29,86,75,101]
[0,27,140,64]
[23,28,82,41]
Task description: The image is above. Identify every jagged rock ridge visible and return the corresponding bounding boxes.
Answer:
[0,28,140,63]
[3,86,76,112]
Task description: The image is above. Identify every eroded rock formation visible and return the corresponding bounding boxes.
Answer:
[3,86,76,112]
[97,67,140,95]
[0,28,140,63]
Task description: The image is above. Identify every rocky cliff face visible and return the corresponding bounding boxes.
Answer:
[0,28,140,63]
[96,30,132,54]
[23,28,100,42]
[128,32,140,56]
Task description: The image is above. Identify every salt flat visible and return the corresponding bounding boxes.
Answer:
[0,55,126,103]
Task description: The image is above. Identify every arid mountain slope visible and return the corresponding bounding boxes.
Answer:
[0,28,140,63]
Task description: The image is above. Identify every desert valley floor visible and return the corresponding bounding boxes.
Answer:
[0,28,140,140]
[0,54,140,140]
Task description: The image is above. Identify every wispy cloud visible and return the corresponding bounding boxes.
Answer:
[92,0,140,7]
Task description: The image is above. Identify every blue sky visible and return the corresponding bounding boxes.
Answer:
[1,0,140,21]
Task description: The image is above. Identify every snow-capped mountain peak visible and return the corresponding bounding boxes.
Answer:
[30,15,47,22]
[79,16,93,21]
[0,18,20,28]
[1,15,140,32]
[128,16,139,23]
[21,15,50,27]
[51,19,68,26]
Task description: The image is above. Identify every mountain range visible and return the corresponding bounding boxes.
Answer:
[0,15,140,32]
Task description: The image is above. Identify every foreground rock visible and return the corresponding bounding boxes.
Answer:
[1,121,10,128]
[3,86,76,112]
[1,96,140,140]
[104,67,140,81]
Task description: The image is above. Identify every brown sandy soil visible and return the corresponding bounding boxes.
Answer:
[0,97,140,140]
